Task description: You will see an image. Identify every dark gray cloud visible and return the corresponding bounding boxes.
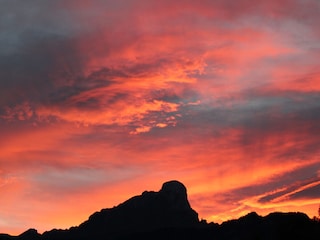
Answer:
[290,183,320,199]
[0,32,82,107]
[0,0,90,109]
[175,90,320,136]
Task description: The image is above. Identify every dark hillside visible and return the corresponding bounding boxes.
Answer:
[1,181,319,240]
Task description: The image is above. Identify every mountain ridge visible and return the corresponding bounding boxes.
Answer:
[1,180,319,240]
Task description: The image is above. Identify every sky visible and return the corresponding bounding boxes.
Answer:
[1,0,320,235]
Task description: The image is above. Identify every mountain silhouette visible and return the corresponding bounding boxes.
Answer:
[1,180,319,240]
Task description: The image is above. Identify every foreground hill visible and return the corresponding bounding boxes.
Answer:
[1,180,319,240]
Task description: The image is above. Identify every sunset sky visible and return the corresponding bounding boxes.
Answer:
[1,0,320,235]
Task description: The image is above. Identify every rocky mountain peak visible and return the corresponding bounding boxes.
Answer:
[159,180,191,210]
